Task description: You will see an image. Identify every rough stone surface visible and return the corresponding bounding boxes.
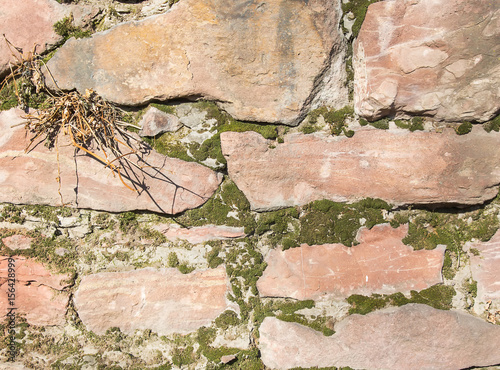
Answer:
[221,128,500,210]
[138,107,182,137]
[153,224,246,244]
[354,0,500,122]
[259,304,500,370]
[258,224,445,300]
[470,230,500,301]
[2,235,32,250]
[0,108,222,214]
[0,256,70,326]
[0,0,68,77]
[46,0,347,125]
[74,266,234,335]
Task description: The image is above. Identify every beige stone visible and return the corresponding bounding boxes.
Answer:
[354,0,500,122]
[0,108,222,214]
[74,266,234,335]
[2,235,32,250]
[153,224,245,244]
[257,224,445,300]
[138,107,181,137]
[221,128,500,210]
[259,304,500,369]
[0,256,70,326]
[45,0,347,125]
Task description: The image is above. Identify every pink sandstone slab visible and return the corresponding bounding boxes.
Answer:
[0,256,71,326]
[0,108,222,214]
[138,107,181,137]
[0,0,68,77]
[2,235,32,250]
[354,0,500,122]
[257,224,445,300]
[220,129,500,210]
[73,266,234,335]
[259,304,500,370]
[45,0,346,125]
[153,224,246,244]
[470,229,500,302]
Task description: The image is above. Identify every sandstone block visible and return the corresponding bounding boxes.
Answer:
[45,0,347,125]
[0,108,222,214]
[259,304,500,369]
[470,230,500,302]
[153,224,246,244]
[257,224,445,300]
[0,256,71,326]
[221,128,500,210]
[2,235,32,251]
[74,266,234,335]
[0,0,68,77]
[354,0,500,122]
[138,107,181,137]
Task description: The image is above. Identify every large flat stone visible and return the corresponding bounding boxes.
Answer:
[0,256,70,326]
[354,0,500,122]
[259,304,500,369]
[74,266,234,335]
[257,224,445,300]
[45,0,347,125]
[0,0,68,77]
[470,229,500,302]
[220,128,500,210]
[0,108,221,214]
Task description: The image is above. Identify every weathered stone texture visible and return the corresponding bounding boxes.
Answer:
[74,266,234,335]
[221,128,500,210]
[258,224,445,300]
[354,0,500,122]
[153,224,246,244]
[0,0,68,77]
[2,235,32,250]
[259,304,500,369]
[0,256,70,326]
[138,107,181,137]
[46,0,347,125]
[470,230,500,302]
[0,108,221,214]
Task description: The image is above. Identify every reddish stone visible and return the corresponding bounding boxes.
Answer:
[0,108,222,214]
[0,0,68,77]
[138,107,181,137]
[259,304,500,369]
[221,129,500,210]
[470,230,500,301]
[257,224,445,300]
[0,256,70,326]
[2,235,32,250]
[153,224,246,244]
[74,266,234,335]
[354,0,500,122]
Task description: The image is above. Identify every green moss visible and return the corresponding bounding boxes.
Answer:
[143,137,194,162]
[369,118,389,130]
[470,248,480,256]
[178,263,195,274]
[206,246,224,268]
[150,103,176,115]
[254,207,300,247]
[483,114,500,132]
[167,252,179,267]
[171,345,196,367]
[347,285,456,315]
[0,81,20,111]
[442,250,454,280]
[455,121,473,135]
[307,106,355,137]
[359,118,369,126]
[409,117,424,131]
[118,211,138,232]
[299,198,390,246]
[214,310,240,330]
[54,15,92,41]
[464,279,478,298]
[342,0,382,39]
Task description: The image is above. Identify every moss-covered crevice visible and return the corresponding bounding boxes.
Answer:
[304,106,355,137]
[347,284,457,315]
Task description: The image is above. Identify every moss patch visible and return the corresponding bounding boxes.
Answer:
[455,121,473,135]
[54,14,92,41]
[306,106,355,137]
[347,284,456,315]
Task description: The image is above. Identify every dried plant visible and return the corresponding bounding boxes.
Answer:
[1,37,147,205]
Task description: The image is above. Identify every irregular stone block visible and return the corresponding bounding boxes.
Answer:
[470,230,500,301]
[45,0,347,125]
[220,128,500,210]
[153,224,246,244]
[0,108,222,214]
[74,266,234,335]
[354,0,500,122]
[0,256,71,326]
[138,107,181,137]
[259,304,500,370]
[0,0,68,77]
[257,224,445,300]
[2,235,32,250]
